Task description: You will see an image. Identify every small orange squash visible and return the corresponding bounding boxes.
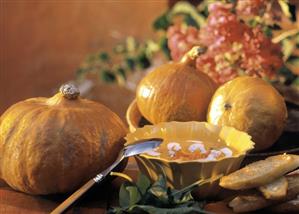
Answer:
[0,84,127,195]
[136,46,217,124]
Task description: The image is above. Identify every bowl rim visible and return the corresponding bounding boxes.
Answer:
[136,152,247,164]
[126,121,255,164]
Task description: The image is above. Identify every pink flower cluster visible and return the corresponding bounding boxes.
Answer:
[236,0,268,16]
[167,2,283,84]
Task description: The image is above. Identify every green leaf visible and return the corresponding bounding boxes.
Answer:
[153,175,167,190]
[170,1,206,27]
[110,173,210,214]
[172,174,223,202]
[149,183,168,202]
[248,18,258,28]
[148,175,169,203]
[262,26,273,38]
[278,65,297,85]
[124,204,206,214]
[116,67,127,80]
[98,52,110,62]
[101,70,116,83]
[183,14,199,28]
[119,182,131,208]
[159,36,171,59]
[136,174,151,195]
[136,53,151,69]
[126,37,138,53]
[278,1,297,22]
[126,186,142,206]
[198,1,210,18]
[107,207,123,214]
[292,77,299,87]
[153,12,171,31]
[173,191,194,204]
[145,40,160,58]
[125,57,135,70]
[282,38,296,60]
[153,1,206,31]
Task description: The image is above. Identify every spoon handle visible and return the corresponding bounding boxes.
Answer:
[50,178,96,214]
[51,155,124,214]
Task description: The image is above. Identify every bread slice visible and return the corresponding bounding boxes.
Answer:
[228,171,299,212]
[259,176,288,200]
[220,154,299,190]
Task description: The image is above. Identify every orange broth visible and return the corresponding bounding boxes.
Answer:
[144,138,237,161]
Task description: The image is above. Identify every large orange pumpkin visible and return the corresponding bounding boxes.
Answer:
[136,46,217,124]
[0,84,127,195]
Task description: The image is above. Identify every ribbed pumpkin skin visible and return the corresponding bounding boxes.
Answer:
[0,93,127,195]
[136,62,216,124]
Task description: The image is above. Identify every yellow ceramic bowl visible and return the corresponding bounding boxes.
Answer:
[125,121,254,198]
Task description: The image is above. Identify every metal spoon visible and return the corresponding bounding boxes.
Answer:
[51,138,162,214]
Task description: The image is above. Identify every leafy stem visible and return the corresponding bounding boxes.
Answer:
[108,173,223,214]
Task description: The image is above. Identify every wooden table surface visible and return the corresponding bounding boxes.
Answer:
[0,180,108,214]
[0,158,236,214]
[0,159,139,214]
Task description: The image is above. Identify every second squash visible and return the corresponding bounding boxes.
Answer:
[136,46,217,124]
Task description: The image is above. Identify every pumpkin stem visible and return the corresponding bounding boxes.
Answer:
[59,83,80,100]
[180,46,207,67]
